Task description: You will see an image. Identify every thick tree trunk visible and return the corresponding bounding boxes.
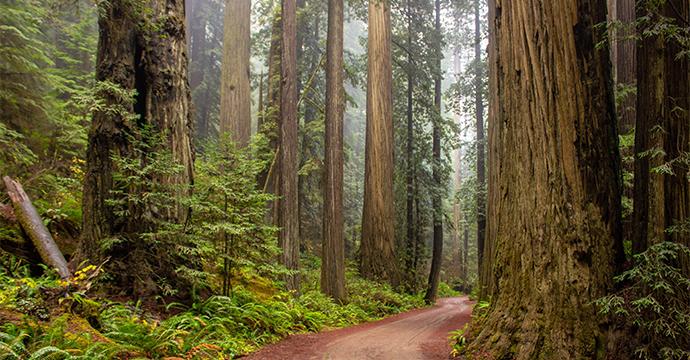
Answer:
[469,0,623,357]
[220,0,251,146]
[321,0,346,302]
[3,177,70,279]
[633,1,690,268]
[360,0,398,285]
[280,0,300,292]
[80,0,194,295]
[424,0,443,304]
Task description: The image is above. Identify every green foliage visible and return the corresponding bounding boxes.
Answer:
[0,255,425,359]
[596,242,690,360]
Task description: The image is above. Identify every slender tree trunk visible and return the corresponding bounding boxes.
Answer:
[424,0,443,304]
[360,0,397,285]
[80,0,194,296]
[280,0,300,292]
[258,70,265,127]
[633,1,690,269]
[321,0,346,302]
[405,0,415,287]
[616,0,636,133]
[220,0,251,146]
[469,0,623,357]
[258,9,282,207]
[474,0,487,296]
[188,0,208,140]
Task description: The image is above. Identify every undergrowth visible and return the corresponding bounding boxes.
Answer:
[0,256,428,359]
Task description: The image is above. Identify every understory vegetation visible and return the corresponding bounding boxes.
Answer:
[0,256,451,359]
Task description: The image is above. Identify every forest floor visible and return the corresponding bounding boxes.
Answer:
[243,296,473,360]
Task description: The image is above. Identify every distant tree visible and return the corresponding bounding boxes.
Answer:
[633,0,689,270]
[220,0,252,146]
[424,0,443,304]
[321,0,346,302]
[473,0,487,296]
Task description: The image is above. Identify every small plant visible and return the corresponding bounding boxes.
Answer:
[596,242,690,360]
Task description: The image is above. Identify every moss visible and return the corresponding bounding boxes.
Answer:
[46,313,110,348]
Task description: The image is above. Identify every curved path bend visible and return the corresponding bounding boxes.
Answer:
[243,296,473,360]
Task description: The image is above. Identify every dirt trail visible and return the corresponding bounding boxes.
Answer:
[243,297,473,360]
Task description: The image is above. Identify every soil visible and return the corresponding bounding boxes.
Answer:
[242,296,473,360]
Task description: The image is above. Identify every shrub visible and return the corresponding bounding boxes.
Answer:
[596,242,690,360]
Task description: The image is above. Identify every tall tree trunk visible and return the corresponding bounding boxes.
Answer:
[321,0,346,302]
[220,0,251,146]
[258,9,282,210]
[474,0,487,296]
[188,0,208,140]
[615,0,636,133]
[360,0,397,285]
[280,0,300,292]
[424,0,443,304]
[405,0,415,287]
[80,0,194,295]
[469,0,623,357]
[633,1,690,268]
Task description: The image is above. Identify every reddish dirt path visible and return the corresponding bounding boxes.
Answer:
[242,297,473,360]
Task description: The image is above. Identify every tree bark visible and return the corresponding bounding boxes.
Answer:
[280,0,300,292]
[80,0,194,294]
[633,1,690,268]
[405,0,415,287]
[615,0,636,133]
[360,0,398,285]
[424,0,443,304]
[321,0,346,302]
[220,0,251,146]
[258,9,282,200]
[3,177,70,279]
[470,0,623,357]
[474,0,487,297]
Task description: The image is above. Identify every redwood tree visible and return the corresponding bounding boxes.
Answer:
[424,0,443,304]
[360,0,397,284]
[280,0,300,292]
[220,0,251,146]
[470,0,623,357]
[80,0,194,295]
[321,0,346,302]
[633,0,689,267]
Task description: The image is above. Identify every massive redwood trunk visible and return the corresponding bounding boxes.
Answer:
[321,0,346,302]
[220,0,251,146]
[80,0,194,295]
[633,0,690,270]
[360,0,398,285]
[470,0,623,357]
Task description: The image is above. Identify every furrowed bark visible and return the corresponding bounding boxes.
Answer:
[321,0,346,302]
[360,0,398,286]
[220,0,252,147]
[280,0,300,292]
[469,0,623,357]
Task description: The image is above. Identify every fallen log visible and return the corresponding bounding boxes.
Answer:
[2,176,71,279]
